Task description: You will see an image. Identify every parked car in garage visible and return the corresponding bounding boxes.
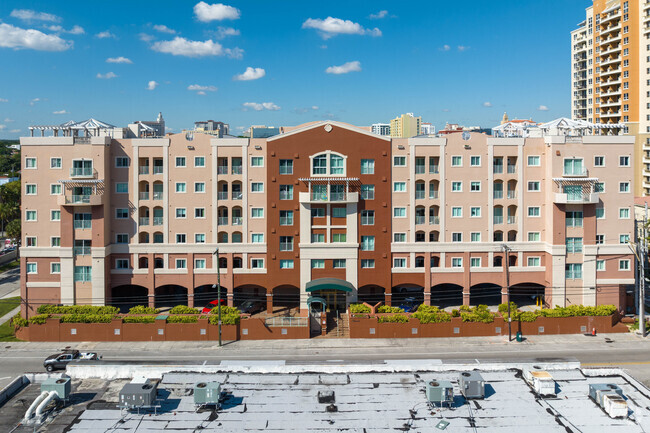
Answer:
[238,300,266,315]
[398,297,421,313]
[201,298,227,314]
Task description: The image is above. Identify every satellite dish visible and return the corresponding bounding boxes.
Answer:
[462,131,471,141]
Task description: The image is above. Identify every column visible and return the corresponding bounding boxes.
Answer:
[266,289,273,314]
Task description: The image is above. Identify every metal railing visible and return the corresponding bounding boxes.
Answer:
[493,190,503,199]
[73,246,91,256]
[139,192,149,200]
[153,217,163,226]
[232,192,243,200]
[232,166,242,175]
[265,316,308,327]
[280,217,293,226]
[429,165,439,174]
[507,165,516,174]
[311,192,345,201]
[563,166,588,176]
[139,217,149,226]
[217,166,228,175]
[153,191,163,200]
[70,167,94,177]
[68,195,92,204]
[507,216,517,224]
[429,216,440,224]
[153,166,163,174]
[494,216,504,224]
[415,216,425,225]
[232,217,243,226]
[415,191,425,200]
[139,166,149,175]
[217,191,228,200]
[429,190,439,199]
[218,217,228,225]
[73,137,91,144]
[415,166,425,174]
[493,164,503,174]
[507,191,517,199]
[73,220,91,229]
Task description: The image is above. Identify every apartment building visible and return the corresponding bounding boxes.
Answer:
[371,123,390,136]
[390,113,422,138]
[19,119,636,317]
[571,0,650,195]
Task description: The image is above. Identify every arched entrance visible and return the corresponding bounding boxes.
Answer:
[431,283,463,308]
[110,285,148,313]
[357,285,385,305]
[392,284,424,306]
[470,283,502,306]
[306,278,353,313]
[233,285,266,307]
[194,284,228,308]
[273,285,300,314]
[510,283,545,307]
[154,285,188,309]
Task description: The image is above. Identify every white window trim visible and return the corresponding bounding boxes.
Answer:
[175,156,187,168]
[175,182,187,193]
[527,232,541,242]
[393,182,407,192]
[595,182,606,193]
[527,206,541,217]
[26,263,37,274]
[470,207,481,218]
[251,208,264,219]
[596,259,606,271]
[392,156,407,167]
[527,155,541,167]
[50,210,61,221]
[393,258,407,268]
[25,210,37,222]
[361,259,375,269]
[194,182,206,193]
[619,259,631,271]
[251,233,264,243]
[280,259,294,269]
[25,236,37,247]
[25,184,37,195]
[619,234,631,244]
[393,207,407,218]
[194,208,206,219]
[451,155,463,167]
[194,156,206,168]
[594,155,605,167]
[175,208,187,219]
[250,182,264,193]
[470,156,481,167]
[50,183,61,195]
[360,159,375,174]
[50,157,62,169]
[619,156,630,167]
[115,259,130,269]
[527,181,541,192]
[50,236,60,247]
[194,259,207,269]
[50,262,61,274]
[618,182,630,193]
[618,207,631,219]
[176,233,187,244]
[195,233,206,243]
[116,233,129,244]
[470,181,481,192]
[251,258,265,269]
[451,207,463,218]
[527,256,541,267]
[470,232,481,242]
[250,156,265,168]
[25,157,37,169]
[393,233,407,243]
[451,181,463,192]
[451,257,463,268]
[175,258,187,269]
[470,257,481,268]
[451,232,463,242]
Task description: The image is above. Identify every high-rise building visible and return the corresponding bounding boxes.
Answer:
[571,0,650,195]
[19,117,635,317]
[194,120,229,138]
[390,113,421,138]
[371,123,390,136]
[420,123,435,135]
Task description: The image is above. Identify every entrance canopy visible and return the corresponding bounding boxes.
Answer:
[306,278,354,293]
[307,296,327,308]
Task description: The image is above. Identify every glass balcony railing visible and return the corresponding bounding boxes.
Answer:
[415,216,425,225]
[494,216,504,224]
[153,217,163,226]
[507,165,516,174]
[429,165,439,174]
[429,191,439,199]
[139,166,149,175]
[217,191,228,200]
[70,167,94,178]
[231,192,243,200]
[139,192,149,200]
[415,166,425,174]
[507,216,517,224]
[217,166,228,175]
[73,220,91,229]
[153,166,163,174]
[415,191,425,200]
[493,165,503,174]
[493,190,503,199]
[429,216,440,224]
[507,191,517,199]
[232,217,243,226]
[232,166,242,175]
[73,246,91,256]
[153,191,163,200]
[139,217,149,226]
[218,217,228,225]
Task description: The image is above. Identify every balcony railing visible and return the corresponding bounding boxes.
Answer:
[493,165,503,174]
[153,166,163,174]
[139,166,149,175]
[139,192,149,200]
[429,216,440,224]
[217,166,228,175]
[139,217,149,226]
[493,190,503,199]
[507,165,516,174]
[232,217,243,226]
[311,192,346,201]
[563,167,588,177]
[507,191,517,199]
[73,220,91,229]
[153,191,163,200]
[429,165,439,174]
[153,217,163,226]
[73,246,91,256]
[232,166,242,175]
[218,217,228,225]
[70,167,95,178]
[415,191,425,200]
[554,192,599,204]
[217,191,228,200]
[232,192,243,200]
[68,195,92,204]
[415,166,425,174]
[415,216,425,225]
[429,191,439,199]
[507,216,517,224]
[494,216,504,224]
[280,217,293,226]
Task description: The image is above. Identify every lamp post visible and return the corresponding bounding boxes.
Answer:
[503,244,512,342]
[213,248,222,347]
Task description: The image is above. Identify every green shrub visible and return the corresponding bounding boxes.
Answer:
[169,305,199,315]
[209,306,240,315]
[412,310,452,324]
[209,313,240,325]
[460,305,495,323]
[377,305,404,314]
[630,319,650,332]
[498,302,518,314]
[167,315,198,323]
[349,304,371,314]
[458,305,471,312]
[123,315,156,324]
[59,314,115,323]
[451,309,460,317]
[37,305,119,315]
[28,314,49,325]
[128,305,159,315]
[416,305,440,314]
[516,311,541,322]
[377,314,409,323]
[539,304,617,318]
[11,314,28,328]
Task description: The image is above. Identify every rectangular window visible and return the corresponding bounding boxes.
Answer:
[566,211,583,227]
[279,210,293,225]
[175,259,187,269]
[619,182,630,193]
[619,260,630,271]
[175,157,186,167]
[251,156,264,167]
[393,258,406,268]
[361,159,375,174]
[470,156,481,166]
[116,259,129,269]
[195,259,206,269]
[393,182,406,192]
[361,236,375,251]
[527,156,540,166]
[280,259,294,269]
[471,232,481,242]
[451,156,462,167]
[50,184,61,195]
[527,257,541,267]
[26,184,37,195]
[74,266,92,282]
[195,233,206,243]
[311,208,325,218]
[333,259,346,269]
[451,207,462,217]
[25,210,37,221]
[311,233,325,243]
[594,182,605,193]
[25,237,36,247]
[596,234,604,245]
[596,207,605,219]
[332,233,347,243]
[393,156,406,167]
[332,207,346,218]
[361,210,374,225]
[116,183,128,193]
[50,157,61,168]
[619,208,630,219]
[470,181,481,192]
[451,258,463,268]
[51,262,61,274]
[563,158,584,176]
[25,158,37,169]
[528,207,540,217]
[195,182,206,193]
[116,208,129,219]
[452,232,462,242]
[394,207,406,218]
[619,156,630,166]
[115,157,130,168]
[361,259,375,269]
[528,232,540,242]
[252,233,264,243]
[176,233,186,243]
[194,156,205,167]
[451,181,462,192]
[394,233,406,242]
[361,185,375,200]
[565,263,583,279]
[175,182,186,193]
[51,237,60,247]
[51,210,61,221]
[470,257,481,268]
[311,259,325,269]
[26,263,37,274]
[279,236,293,251]
[470,207,481,217]
[250,182,264,193]
[594,156,605,166]
[194,208,205,219]
[252,208,264,219]
[176,208,186,218]
[251,258,265,269]
[527,181,540,192]
[566,237,583,253]
[596,260,605,271]
[620,234,630,244]
[279,185,293,200]
[279,159,293,175]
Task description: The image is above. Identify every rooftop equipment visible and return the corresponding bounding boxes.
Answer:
[193,382,221,406]
[41,377,71,400]
[119,378,159,410]
[426,380,453,406]
[523,369,556,396]
[589,383,627,418]
[459,371,485,399]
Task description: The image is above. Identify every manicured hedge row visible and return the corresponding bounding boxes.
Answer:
[37,305,119,315]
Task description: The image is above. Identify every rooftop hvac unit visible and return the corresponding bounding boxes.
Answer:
[41,377,71,400]
[523,369,556,396]
[589,383,623,404]
[459,371,485,399]
[119,378,158,409]
[193,382,221,405]
[426,380,453,405]
[601,392,628,418]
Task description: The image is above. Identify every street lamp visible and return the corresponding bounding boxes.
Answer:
[213,248,222,347]
[503,244,512,342]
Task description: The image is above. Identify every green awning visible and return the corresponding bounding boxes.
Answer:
[307,296,327,308]
[305,278,354,293]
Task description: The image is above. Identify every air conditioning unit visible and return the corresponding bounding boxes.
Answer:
[426,380,453,405]
[523,369,556,396]
[119,378,158,409]
[41,377,71,400]
[589,383,627,418]
[459,371,485,399]
[193,382,221,405]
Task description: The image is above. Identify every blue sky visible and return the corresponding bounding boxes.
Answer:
[0,1,588,138]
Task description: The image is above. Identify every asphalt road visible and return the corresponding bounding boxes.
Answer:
[0,267,20,299]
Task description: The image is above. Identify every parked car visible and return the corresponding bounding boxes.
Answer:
[398,297,421,313]
[43,349,101,372]
[238,300,266,315]
[201,298,227,314]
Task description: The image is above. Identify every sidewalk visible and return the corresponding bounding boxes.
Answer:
[0,306,19,326]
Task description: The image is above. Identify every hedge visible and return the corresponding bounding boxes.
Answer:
[123,315,156,324]
[377,314,409,323]
[28,314,49,325]
[209,313,240,325]
[169,305,200,315]
[349,304,371,314]
[128,306,159,315]
[59,314,115,323]
[460,305,495,323]
[539,305,617,317]
[11,313,28,328]
[37,305,119,315]
[167,315,198,323]
[377,306,404,314]
[209,306,240,315]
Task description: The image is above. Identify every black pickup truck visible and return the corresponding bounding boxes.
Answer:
[43,349,101,372]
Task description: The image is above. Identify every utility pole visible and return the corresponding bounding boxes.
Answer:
[641,204,647,338]
[213,248,222,347]
[503,244,512,342]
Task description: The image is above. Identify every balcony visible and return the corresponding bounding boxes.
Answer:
[507,191,517,199]
[138,166,149,175]
[493,165,503,174]
[73,246,91,256]
[507,216,517,224]
[153,217,163,226]
[415,166,425,174]
[73,220,91,229]
[600,56,621,67]
[232,166,242,175]
[507,165,516,174]
[139,192,149,200]
[600,111,621,118]
[217,166,228,175]
[429,191,439,199]
[152,191,163,200]
[299,191,359,204]
[139,217,149,226]
[58,194,104,206]
[218,217,228,225]
[563,167,588,177]
[554,192,600,204]
[415,216,425,225]
[415,191,425,200]
[232,217,243,226]
[493,190,503,199]
[70,167,96,179]
[429,216,440,224]
[429,166,439,174]
[232,192,243,200]
[494,216,504,224]
[153,166,163,175]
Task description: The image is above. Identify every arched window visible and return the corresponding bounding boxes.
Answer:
[219,257,228,269]
[139,257,149,269]
[154,258,164,269]
[313,154,327,175]
[330,155,344,174]
[218,232,228,243]
[311,151,347,176]
[233,257,242,268]
[232,232,242,243]
[493,256,503,267]
[415,256,425,268]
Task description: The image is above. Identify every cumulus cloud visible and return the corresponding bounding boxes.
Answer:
[312,106,319,110]
[194,2,241,22]
[96,30,115,39]
[0,125,6,131]
[188,84,217,95]
[242,102,281,111]
[147,81,159,90]
[97,72,117,79]
[153,24,176,34]
[30,98,40,106]
[53,110,67,114]
[233,67,265,81]
[302,17,381,39]
[440,44,451,51]
[483,101,493,107]
[457,45,469,52]
[442,108,450,112]
[213,26,240,39]
[10,9,60,22]
[151,36,242,58]
[369,10,388,19]
[325,60,361,75]
[47,25,85,35]
[106,56,132,64]
[538,105,549,111]
[0,23,72,51]
[139,33,155,42]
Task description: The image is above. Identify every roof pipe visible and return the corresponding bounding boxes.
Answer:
[35,391,58,419]
[24,391,49,421]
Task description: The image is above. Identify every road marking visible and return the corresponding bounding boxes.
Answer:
[202,360,207,365]
[0,376,11,380]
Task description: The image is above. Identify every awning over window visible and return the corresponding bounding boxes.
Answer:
[305,278,354,293]
[307,296,327,308]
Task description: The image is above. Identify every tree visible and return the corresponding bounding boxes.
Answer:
[6,219,20,243]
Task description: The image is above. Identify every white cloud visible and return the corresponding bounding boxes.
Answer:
[97,72,117,79]
[294,106,320,114]
[538,105,549,111]
[442,108,450,112]
[151,36,242,58]
[10,9,60,22]
[147,80,159,90]
[47,25,85,35]
[188,84,217,95]
[369,10,388,19]
[325,60,361,75]
[483,101,493,107]
[0,125,6,131]
[0,99,7,103]
[302,17,381,39]
[457,45,469,52]
[312,106,319,110]
[0,23,72,51]
[242,102,281,111]
[4,118,14,122]
[194,2,241,22]
[440,44,450,51]
[106,56,132,64]
[10,129,20,133]
[53,110,67,114]
[30,98,40,106]
[139,33,155,42]
[153,24,176,34]
[214,26,240,39]
[233,67,265,81]
[96,30,115,39]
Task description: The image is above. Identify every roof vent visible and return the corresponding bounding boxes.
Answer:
[317,390,335,404]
